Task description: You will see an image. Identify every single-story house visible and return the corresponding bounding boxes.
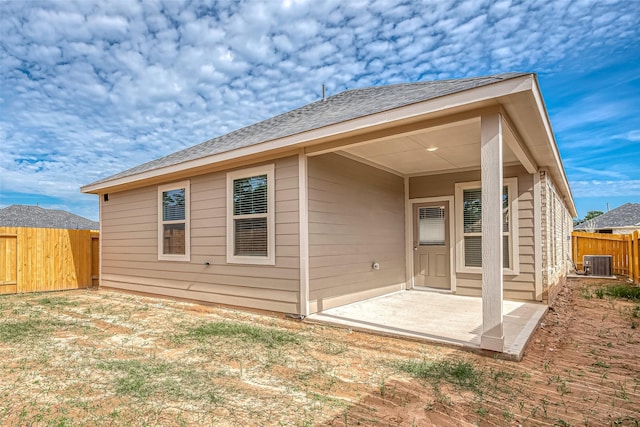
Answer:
[81,72,576,353]
[574,203,640,234]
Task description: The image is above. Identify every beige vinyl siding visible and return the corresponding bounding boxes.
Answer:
[101,156,300,313]
[410,165,536,300]
[308,153,406,313]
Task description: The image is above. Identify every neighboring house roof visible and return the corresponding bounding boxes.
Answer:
[86,72,526,187]
[0,205,99,230]
[575,203,640,230]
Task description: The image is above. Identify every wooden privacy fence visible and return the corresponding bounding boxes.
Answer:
[571,231,640,284]
[0,227,99,295]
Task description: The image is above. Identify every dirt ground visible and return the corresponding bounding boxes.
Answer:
[0,276,638,426]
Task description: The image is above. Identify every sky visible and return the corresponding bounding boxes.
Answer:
[0,0,639,222]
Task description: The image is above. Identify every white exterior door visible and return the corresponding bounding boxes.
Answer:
[413,202,450,289]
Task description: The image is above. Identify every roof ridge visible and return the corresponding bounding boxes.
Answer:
[330,72,527,97]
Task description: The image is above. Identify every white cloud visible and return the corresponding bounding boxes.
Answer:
[87,14,129,41]
[623,130,640,142]
[570,180,640,198]
[571,167,629,180]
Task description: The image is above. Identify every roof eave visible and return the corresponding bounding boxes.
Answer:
[83,74,542,194]
[85,73,577,204]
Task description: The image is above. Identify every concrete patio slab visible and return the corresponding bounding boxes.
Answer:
[306,289,548,360]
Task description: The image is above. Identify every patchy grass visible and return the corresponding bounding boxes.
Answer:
[98,359,171,398]
[584,282,640,301]
[584,282,640,330]
[601,284,640,300]
[97,359,226,404]
[0,278,638,426]
[396,359,484,392]
[181,320,302,348]
[36,296,79,307]
[0,318,71,343]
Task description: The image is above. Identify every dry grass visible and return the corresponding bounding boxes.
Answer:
[0,277,638,426]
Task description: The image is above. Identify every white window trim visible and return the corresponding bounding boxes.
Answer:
[157,180,190,262]
[454,177,519,275]
[226,164,275,265]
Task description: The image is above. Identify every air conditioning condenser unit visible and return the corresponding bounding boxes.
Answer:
[583,255,613,276]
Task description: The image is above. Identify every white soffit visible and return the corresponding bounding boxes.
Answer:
[342,117,518,175]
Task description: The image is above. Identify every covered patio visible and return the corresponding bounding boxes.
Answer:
[297,74,573,358]
[306,290,547,360]
[305,105,543,354]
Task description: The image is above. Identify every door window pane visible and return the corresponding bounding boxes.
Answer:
[419,206,445,245]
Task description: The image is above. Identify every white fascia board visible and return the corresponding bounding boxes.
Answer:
[81,75,534,194]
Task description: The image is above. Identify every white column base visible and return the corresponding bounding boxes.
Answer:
[481,333,504,352]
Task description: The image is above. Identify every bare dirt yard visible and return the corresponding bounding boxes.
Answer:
[1,276,638,426]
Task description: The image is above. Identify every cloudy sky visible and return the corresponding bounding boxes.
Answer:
[1,0,638,221]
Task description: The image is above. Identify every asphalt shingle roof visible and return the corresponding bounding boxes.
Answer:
[575,203,640,230]
[0,205,99,230]
[87,72,527,187]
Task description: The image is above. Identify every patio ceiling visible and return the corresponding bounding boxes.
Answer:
[339,117,520,176]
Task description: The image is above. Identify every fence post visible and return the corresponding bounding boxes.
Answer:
[627,233,635,281]
[633,230,639,285]
[572,234,577,271]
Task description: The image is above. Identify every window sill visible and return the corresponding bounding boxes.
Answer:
[158,254,190,262]
[456,266,520,275]
[227,255,275,266]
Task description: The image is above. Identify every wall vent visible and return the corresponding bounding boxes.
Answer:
[583,255,612,276]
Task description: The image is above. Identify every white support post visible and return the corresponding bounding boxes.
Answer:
[404,176,412,290]
[99,193,103,289]
[298,150,310,316]
[533,171,543,301]
[480,112,504,352]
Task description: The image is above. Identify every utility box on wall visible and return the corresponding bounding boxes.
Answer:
[583,255,613,276]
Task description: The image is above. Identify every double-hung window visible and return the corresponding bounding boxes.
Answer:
[455,178,518,274]
[158,180,190,262]
[226,164,275,265]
